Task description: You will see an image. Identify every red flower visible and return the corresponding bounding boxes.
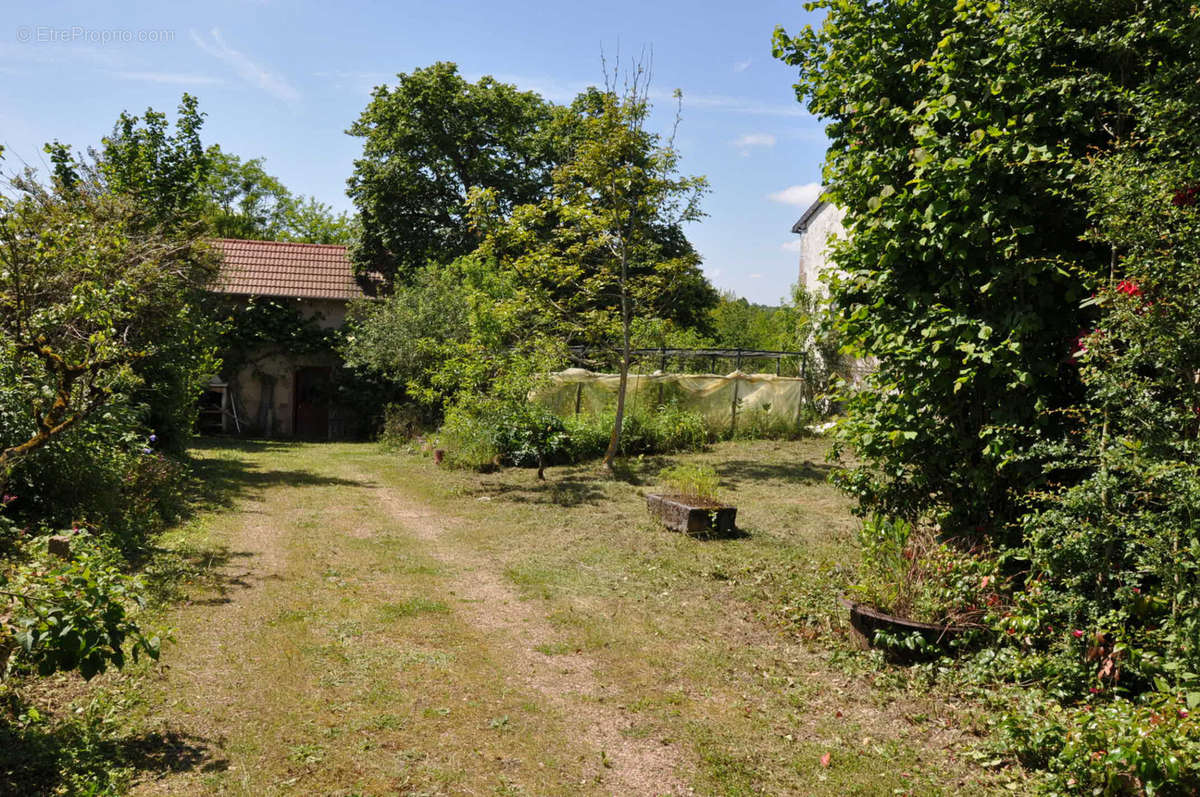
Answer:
[1073,629,1084,638]
[1173,185,1200,208]
[1116,280,1142,297]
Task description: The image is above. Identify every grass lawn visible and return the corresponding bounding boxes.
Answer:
[3,437,1022,795]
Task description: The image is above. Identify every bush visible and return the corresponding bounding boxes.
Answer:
[1,531,161,680]
[440,401,710,471]
[378,403,430,450]
[439,399,568,472]
[1002,692,1200,795]
[1,402,185,559]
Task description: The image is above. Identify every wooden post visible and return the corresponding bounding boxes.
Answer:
[574,382,583,416]
[730,349,743,436]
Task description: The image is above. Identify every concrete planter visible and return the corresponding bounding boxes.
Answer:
[646,494,737,536]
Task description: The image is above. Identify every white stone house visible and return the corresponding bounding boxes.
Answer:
[791,195,846,296]
[790,195,874,383]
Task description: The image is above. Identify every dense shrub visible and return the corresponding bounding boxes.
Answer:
[1003,693,1200,795]
[1,527,161,680]
[0,399,185,559]
[439,402,710,471]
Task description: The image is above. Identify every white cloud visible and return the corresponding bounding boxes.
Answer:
[748,273,763,280]
[781,239,805,253]
[653,89,809,118]
[114,71,224,85]
[768,182,823,207]
[732,132,776,156]
[733,58,752,73]
[190,28,299,102]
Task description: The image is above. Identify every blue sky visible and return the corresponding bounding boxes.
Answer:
[1,0,829,305]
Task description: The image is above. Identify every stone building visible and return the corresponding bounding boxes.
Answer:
[790,195,846,296]
[204,238,372,439]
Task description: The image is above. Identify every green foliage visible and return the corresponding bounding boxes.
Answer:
[773,0,1181,532]
[0,153,217,473]
[341,264,472,409]
[469,73,712,467]
[1000,155,1200,694]
[202,146,356,244]
[468,85,710,358]
[0,98,213,686]
[93,93,209,228]
[49,94,222,454]
[439,401,710,471]
[1002,692,1200,795]
[852,516,998,629]
[609,403,710,455]
[2,534,161,680]
[2,406,185,557]
[439,397,569,473]
[657,464,720,504]
[347,62,560,287]
[0,690,144,796]
[707,293,778,352]
[215,295,337,365]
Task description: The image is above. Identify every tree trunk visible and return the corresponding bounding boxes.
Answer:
[602,253,633,473]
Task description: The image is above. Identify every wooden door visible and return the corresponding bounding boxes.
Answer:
[293,366,332,440]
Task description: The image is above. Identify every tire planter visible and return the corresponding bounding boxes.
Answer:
[646,494,737,536]
[841,598,968,663]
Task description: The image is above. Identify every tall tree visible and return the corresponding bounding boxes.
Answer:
[346,62,560,288]
[203,146,356,245]
[773,0,1198,534]
[469,64,708,471]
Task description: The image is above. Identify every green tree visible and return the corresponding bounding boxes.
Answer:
[346,62,560,288]
[81,96,222,450]
[773,0,1198,534]
[469,67,708,471]
[708,292,780,351]
[0,159,217,479]
[203,146,356,245]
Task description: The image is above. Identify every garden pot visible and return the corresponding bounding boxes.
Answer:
[646,494,737,536]
[840,598,967,662]
[433,449,445,465]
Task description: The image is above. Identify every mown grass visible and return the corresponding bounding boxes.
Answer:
[0,437,1023,795]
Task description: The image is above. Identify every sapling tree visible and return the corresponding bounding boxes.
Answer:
[469,59,708,471]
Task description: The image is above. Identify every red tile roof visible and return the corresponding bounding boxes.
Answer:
[208,238,370,301]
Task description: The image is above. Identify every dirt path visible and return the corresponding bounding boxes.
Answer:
[123,440,1003,796]
[127,443,693,796]
[365,481,689,795]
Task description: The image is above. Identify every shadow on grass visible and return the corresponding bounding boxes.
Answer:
[717,458,835,486]
[466,472,610,507]
[186,446,370,512]
[189,436,306,454]
[0,718,226,796]
[139,542,258,607]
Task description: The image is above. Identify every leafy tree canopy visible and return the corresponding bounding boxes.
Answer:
[774,0,1200,534]
[203,146,357,245]
[346,62,561,287]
